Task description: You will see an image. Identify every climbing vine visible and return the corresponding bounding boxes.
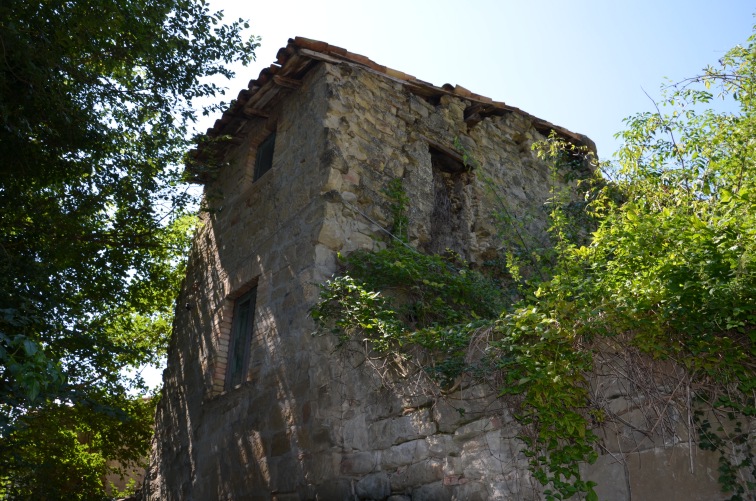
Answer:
[311,157,603,500]
[311,180,506,387]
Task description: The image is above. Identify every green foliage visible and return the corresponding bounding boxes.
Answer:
[491,302,598,500]
[312,177,506,385]
[0,0,257,497]
[312,243,507,385]
[482,135,599,295]
[0,396,156,500]
[344,246,506,326]
[310,274,405,351]
[383,178,411,242]
[697,411,754,501]
[514,27,756,497]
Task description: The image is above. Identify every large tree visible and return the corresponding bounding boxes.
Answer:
[0,0,257,497]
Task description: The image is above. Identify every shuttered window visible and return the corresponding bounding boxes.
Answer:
[225,288,256,390]
[253,132,276,181]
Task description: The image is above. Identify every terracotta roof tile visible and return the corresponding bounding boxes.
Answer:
[292,37,328,52]
[471,94,493,104]
[347,52,372,67]
[453,84,472,97]
[385,67,413,80]
[327,44,348,56]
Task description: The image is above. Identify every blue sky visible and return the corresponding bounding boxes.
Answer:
[204,0,754,160]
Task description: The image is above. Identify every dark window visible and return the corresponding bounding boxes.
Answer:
[225,288,256,390]
[253,132,276,181]
[427,143,471,258]
[429,144,465,173]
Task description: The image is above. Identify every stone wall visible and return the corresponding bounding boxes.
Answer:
[146,57,747,500]
[145,62,336,500]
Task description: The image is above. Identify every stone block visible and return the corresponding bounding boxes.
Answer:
[301,452,338,484]
[344,232,375,253]
[579,453,629,501]
[355,472,391,500]
[382,439,430,469]
[342,414,370,450]
[599,406,680,453]
[626,445,725,501]
[409,96,430,118]
[432,399,465,433]
[454,417,503,441]
[317,220,344,250]
[368,410,437,449]
[389,459,444,491]
[341,451,380,475]
[461,450,505,479]
[323,168,343,191]
[342,169,360,187]
[313,243,337,271]
[411,481,452,501]
[341,190,358,203]
[442,456,464,476]
[452,384,501,417]
[452,480,488,501]
[314,478,355,501]
[426,434,456,458]
[489,478,534,501]
[398,392,434,411]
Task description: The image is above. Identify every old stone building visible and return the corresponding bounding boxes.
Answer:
[145,38,735,500]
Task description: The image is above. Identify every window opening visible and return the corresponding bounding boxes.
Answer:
[253,131,276,181]
[427,144,472,259]
[225,288,256,390]
[429,144,465,173]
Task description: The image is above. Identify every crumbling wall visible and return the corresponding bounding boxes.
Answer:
[147,59,743,501]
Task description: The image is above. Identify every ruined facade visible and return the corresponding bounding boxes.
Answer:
[146,38,735,500]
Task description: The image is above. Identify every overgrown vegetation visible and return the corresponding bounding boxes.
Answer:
[312,28,756,500]
[312,179,507,387]
[0,0,257,498]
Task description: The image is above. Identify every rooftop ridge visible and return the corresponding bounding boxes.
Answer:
[189,37,594,180]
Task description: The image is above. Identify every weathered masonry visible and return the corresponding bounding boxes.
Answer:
[146,38,733,500]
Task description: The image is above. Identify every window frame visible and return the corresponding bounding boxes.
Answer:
[253,131,276,181]
[224,287,257,390]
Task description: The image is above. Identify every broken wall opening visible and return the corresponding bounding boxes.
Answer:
[426,144,474,260]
